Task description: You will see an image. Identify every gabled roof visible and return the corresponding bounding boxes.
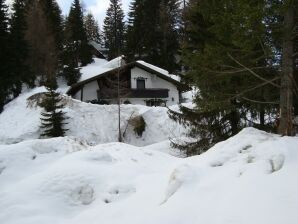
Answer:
[66,60,189,95]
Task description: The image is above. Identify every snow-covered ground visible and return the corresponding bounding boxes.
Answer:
[0,58,297,224]
[0,87,186,146]
[0,128,297,224]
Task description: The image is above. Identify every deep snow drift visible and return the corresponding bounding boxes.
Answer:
[0,128,297,224]
[0,87,186,147]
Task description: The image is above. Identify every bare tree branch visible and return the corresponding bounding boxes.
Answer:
[241,96,279,105]
[230,76,280,100]
[227,53,280,88]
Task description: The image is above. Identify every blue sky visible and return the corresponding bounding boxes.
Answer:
[57,0,131,27]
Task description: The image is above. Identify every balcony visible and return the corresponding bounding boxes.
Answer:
[129,88,169,98]
[98,88,169,99]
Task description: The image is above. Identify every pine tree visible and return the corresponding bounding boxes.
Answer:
[65,0,93,66]
[126,0,159,63]
[62,41,82,85]
[84,12,102,44]
[40,88,68,138]
[125,0,181,72]
[103,0,125,60]
[0,0,11,112]
[169,0,280,155]
[157,0,181,72]
[10,0,34,97]
[125,0,143,60]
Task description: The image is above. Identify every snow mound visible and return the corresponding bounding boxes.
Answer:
[0,88,186,146]
[0,128,297,224]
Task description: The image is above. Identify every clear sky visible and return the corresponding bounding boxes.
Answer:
[57,0,131,27]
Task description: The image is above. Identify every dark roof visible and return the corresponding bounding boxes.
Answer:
[66,62,189,95]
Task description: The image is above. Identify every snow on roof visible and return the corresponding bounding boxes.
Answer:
[80,56,124,82]
[79,57,180,84]
[137,60,181,82]
[89,41,106,52]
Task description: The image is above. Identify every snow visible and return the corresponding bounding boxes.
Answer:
[79,58,110,81]
[0,87,186,146]
[80,56,125,82]
[137,60,181,81]
[0,128,297,224]
[0,65,297,223]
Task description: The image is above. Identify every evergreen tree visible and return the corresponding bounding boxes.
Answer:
[103,0,125,60]
[169,0,280,155]
[84,12,102,44]
[62,41,82,85]
[125,0,181,72]
[10,0,34,97]
[125,0,144,60]
[0,0,11,112]
[65,0,93,66]
[40,88,68,138]
[157,0,181,72]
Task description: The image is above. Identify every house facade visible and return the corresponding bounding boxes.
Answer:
[66,60,187,107]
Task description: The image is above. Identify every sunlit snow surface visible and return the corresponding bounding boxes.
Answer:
[0,87,186,147]
[0,128,297,224]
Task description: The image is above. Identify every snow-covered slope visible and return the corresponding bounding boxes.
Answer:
[0,128,297,224]
[0,87,186,146]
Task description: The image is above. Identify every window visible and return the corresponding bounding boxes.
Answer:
[136,79,145,89]
[145,99,167,107]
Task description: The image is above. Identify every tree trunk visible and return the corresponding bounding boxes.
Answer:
[260,105,265,129]
[279,2,294,136]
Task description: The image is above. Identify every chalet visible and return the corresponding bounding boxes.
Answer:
[66,57,188,106]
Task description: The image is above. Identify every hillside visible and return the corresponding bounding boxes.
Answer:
[0,128,297,224]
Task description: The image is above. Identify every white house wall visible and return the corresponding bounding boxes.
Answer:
[72,67,180,106]
[130,67,179,106]
[73,80,99,102]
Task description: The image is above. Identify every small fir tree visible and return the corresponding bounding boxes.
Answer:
[40,87,68,138]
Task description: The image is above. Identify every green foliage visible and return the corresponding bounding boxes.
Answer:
[62,41,82,85]
[65,0,93,66]
[84,12,102,44]
[39,88,68,138]
[125,0,181,72]
[103,0,125,59]
[0,0,11,112]
[171,0,280,154]
[10,0,34,96]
